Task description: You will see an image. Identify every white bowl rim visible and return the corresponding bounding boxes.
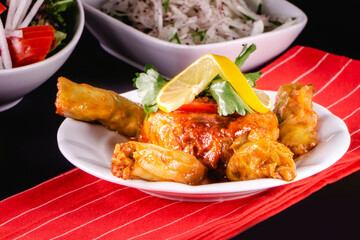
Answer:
[83,0,307,50]
[0,0,85,74]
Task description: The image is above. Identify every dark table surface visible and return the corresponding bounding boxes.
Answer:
[1,0,359,239]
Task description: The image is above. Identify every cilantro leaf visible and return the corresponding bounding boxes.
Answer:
[208,80,253,116]
[133,65,168,117]
[244,71,261,87]
[144,105,160,116]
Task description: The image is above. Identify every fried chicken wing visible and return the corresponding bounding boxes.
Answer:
[226,139,296,181]
[139,106,279,169]
[273,83,318,157]
[111,141,207,185]
[55,77,145,138]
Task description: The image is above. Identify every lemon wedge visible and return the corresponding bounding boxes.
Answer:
[253,88,272,110]
[156,53,271,113]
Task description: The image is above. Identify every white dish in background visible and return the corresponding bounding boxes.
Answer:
[82,0,307,79]
[0,0,85,112]
[57,90,350,202]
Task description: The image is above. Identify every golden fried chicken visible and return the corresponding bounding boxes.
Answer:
[139,104,279,170]
[273,83,318,157]
[226,139,296,181]
[111,141,207,185]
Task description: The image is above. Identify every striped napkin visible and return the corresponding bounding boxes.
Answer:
[1,46,360,240]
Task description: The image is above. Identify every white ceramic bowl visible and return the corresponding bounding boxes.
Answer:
[0,0,85,111]
[82,0,307,78]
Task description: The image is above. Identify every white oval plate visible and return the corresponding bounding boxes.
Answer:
[57,90,350,202]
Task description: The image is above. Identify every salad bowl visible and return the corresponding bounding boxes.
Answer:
[82,0,307,78]
[0,0,85,112]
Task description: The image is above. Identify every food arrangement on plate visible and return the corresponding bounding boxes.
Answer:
[0,0,76,69]
[55,44,319,186]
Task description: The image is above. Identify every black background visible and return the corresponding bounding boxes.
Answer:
[1,0,359,239]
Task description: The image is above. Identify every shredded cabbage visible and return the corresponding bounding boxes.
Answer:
[101,0,296,45]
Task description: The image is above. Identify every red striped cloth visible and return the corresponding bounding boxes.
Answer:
[1,46,360,240]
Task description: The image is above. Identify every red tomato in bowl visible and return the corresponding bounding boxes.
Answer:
[7,25,56,67]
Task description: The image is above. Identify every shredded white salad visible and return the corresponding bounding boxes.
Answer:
[101,0,296,45]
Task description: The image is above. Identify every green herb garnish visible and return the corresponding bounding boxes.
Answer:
[192,28,207,43]
[208,80,254,116]
[133,65,168,118]
[235,44,262,87]
[269,20,283,26]
[235,44,256,68]
[244,72,261,87]
[163,0,170,12]
[169,32,181,44]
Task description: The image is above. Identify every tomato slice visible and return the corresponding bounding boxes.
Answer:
[7,25,56,67]
[8,37,53,67]
[0,3,6,15]
[176,102,218,114]
[21,25,55,33]
[22,26,55,38]
[23,30,55,39]
[21,25,56,47]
